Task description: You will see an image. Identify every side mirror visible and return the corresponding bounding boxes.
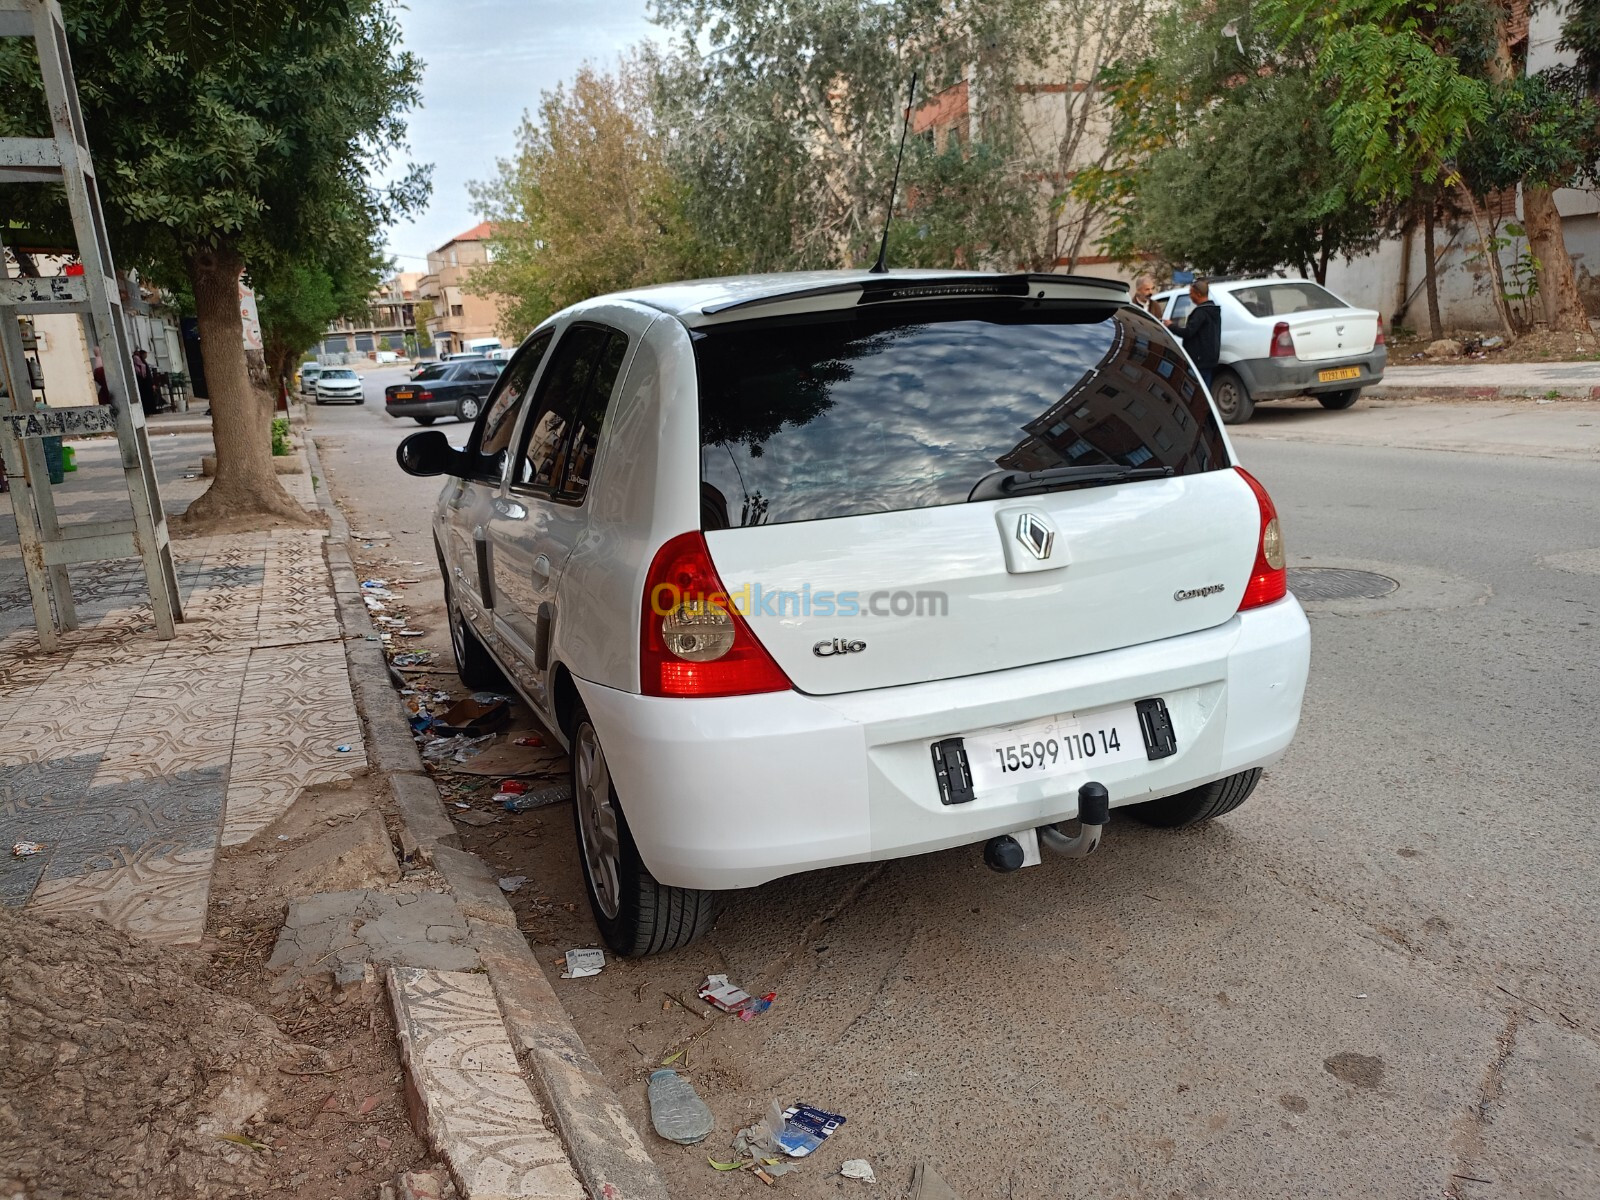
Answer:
[396,430,462,477]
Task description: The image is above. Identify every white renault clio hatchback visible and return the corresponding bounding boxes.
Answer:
[398,271,1311,956]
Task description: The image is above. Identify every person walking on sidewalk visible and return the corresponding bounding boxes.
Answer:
[1168,278,1221,387]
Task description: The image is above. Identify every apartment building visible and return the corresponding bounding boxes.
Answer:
[416,223,507,356]
[322,271,423,357]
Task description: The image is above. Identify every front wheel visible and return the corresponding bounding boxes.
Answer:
[1209,369,1255,425]
[1124,769,1262,828]
[1318,388,1360,410]
[571,704,719,956]
[457,395,482,422]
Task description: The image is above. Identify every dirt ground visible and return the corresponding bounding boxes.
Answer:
[0,775,439,1200]
[1387,326,1600,365]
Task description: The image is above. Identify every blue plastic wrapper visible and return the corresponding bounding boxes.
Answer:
[775,1105,845,1157]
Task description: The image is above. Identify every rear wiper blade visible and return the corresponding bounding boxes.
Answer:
[967,463,1174,502]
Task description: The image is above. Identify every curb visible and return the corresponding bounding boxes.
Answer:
[302,427,669,1200]
[1366,383,1600,401]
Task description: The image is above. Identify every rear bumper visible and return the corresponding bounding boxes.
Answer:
[1232,349,1387,399]
[576,596,1311,890]
[385,398,457,418]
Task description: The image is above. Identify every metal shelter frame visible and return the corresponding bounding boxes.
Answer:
[0,0,181,650]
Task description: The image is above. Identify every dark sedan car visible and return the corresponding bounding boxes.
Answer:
[385,359,504,424]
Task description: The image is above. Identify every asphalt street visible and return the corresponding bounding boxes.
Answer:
[312,371,1600,1199]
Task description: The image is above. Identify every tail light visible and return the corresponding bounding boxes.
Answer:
[1235,467,1287,610]
[1269,322,1296,358]
[418,390,433,400]
[1375,316,1386,346]
[640,531,791,698]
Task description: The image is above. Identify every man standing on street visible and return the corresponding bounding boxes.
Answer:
[1168,278,1221,387]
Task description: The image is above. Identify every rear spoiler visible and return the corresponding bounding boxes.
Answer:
[687,273,1128,327]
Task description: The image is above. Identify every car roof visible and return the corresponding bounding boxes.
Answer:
[581,270,1128,327]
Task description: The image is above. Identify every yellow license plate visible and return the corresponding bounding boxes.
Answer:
[1318,366,1361,382]
[395,390,414,399]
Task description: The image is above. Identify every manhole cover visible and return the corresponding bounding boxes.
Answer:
[1288,567,1399,601]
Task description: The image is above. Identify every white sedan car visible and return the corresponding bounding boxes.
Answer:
[313,367,364,405]
[1154,278,1386,423]
[399,270,1311,955]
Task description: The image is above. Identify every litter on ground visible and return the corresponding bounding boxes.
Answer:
[840,1159,877,1183]
[647,1068,715,1145]
[12,841,43,858]
[561,948,605,978]
[497,875,527,893]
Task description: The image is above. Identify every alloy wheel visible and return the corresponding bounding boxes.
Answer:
[574,722,622,920]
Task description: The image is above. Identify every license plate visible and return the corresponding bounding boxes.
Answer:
[1318,366,1360,382]
[965,704,1145,794]
[394,390,414,400]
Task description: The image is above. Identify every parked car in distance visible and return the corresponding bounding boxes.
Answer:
[398,269,1311,957]
[298,361,323,395]
[1152,278,1385,423]
[384,358,503,424]
[314,367,363,405]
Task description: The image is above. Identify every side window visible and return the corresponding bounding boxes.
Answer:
[469,330,552,481]
[471,363,501,381]
[556,332,627,501]
[1168,294,1193,326]
[512,325,613,490]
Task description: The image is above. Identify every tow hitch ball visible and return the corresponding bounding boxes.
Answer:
[983,782,1111,873]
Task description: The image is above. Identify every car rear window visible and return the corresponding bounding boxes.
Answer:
[1227,282,1347,318]
[695,304,1228,527]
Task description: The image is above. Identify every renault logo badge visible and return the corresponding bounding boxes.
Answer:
[1016,512,1055,560]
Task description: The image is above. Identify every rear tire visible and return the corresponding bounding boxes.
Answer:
[414,416,436,426]
[457,395,482,422]
[571,703,719,957]
[442,566,507,691]
[1318,388,1360,410]
[1209,369,1255,424]
[1124,769,1263,828]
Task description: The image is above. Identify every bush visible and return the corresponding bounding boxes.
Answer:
[270,416,290,457]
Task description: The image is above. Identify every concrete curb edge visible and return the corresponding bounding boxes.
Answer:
[301,427,669,1200]
[1366,383,1600,401]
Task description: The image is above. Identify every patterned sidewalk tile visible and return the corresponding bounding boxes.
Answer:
[390,968,584,1200]
[30,844,215,946]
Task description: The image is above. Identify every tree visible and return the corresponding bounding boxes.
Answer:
[256,240,388,389]
[467,57,726,340]
[648,0,1114,273]
[1086,2,1381,283]
[413,300,434,352]
[0,0,426,523]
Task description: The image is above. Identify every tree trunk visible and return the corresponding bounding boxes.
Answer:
[1457,184,1518,338]
[1523,184,1589,332]
[182,242,307,525]
[1392,209,1415,327]
[1422,193,1443,341]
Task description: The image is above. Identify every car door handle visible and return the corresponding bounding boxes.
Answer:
[532,554,551,583]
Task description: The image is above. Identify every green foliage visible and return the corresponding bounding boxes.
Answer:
[1085,0,1381,279]
[885,138,1041,269]
[0,0,427,306]
[413,300,433,351]
[1456,72,1600,196]
[270,416,290,457]
[376,336,392,352]
[468,57,729,339]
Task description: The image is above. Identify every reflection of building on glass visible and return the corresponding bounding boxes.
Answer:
[996,313,1218,476]
[521,410,567,486]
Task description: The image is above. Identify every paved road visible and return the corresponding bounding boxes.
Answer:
[1382,359,1600,389]
[311,380,1600,1200]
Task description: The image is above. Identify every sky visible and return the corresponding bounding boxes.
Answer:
[378,0,663,271]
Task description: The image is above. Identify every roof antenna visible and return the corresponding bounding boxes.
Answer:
[869,71,918,275]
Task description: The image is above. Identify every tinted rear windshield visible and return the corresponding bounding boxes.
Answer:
[696,304,1228,527]
[1227,282,1347,317]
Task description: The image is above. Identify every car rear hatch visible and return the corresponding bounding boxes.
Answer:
[693,292,1258,696]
